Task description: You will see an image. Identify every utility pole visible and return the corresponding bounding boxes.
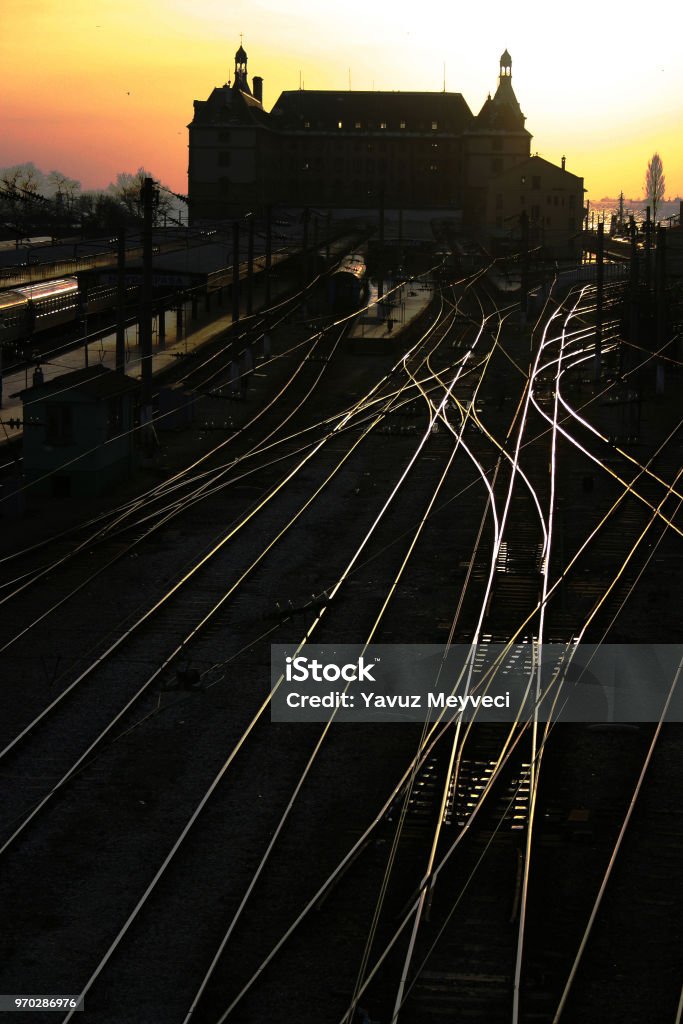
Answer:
[265,204,272,307]
[116,220,126,373]
[378,186,385,301]
[628,215,639,347]
[644,205,652,295]
[301,206,310,287]
[232,220,240,324]
[246,213,254,316]
[140,176,156,428]
[594,219,604,381]
[520,210,529,316]
[655,224,666,393]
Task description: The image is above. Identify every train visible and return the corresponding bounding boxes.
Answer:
[0,276,138,349]
[327,254,367,311]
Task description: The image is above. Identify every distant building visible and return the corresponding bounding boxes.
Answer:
[21,365,138,497]
[188,46,532,224]
[484,154,585,258]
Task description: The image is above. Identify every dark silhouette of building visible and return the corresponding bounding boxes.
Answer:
[188,46,532,224]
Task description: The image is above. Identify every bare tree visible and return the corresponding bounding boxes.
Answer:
[47,170,81,204]
[106,167,173,224]
[644,152,665,223]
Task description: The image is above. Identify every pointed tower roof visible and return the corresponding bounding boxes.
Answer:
[477,49,525,129]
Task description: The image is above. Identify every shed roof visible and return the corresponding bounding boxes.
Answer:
[20,365,139,403]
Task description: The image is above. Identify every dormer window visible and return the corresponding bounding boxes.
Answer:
[431,121,438,130]
[400,120,406,129]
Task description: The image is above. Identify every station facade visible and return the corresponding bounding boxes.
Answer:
[188,46,583,255]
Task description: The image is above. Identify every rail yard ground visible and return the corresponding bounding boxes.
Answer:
[0,268,681,1024]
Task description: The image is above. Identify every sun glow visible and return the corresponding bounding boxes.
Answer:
[2,0,681,202]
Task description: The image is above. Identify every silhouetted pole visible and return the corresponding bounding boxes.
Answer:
[232,220,240,323]
[520,210,529,315]
[655,225,666,393]
[140,176,155,426]
[326,210,331,263]
[594,219,604,381]
[116,222,126,373]
[378,186,385,301]
[301,206,310,287]
[628,215,639,344]
[644,205,652,295]
[265,204,272,307]
[246,213,254,316]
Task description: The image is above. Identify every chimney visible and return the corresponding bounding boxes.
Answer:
[253,76,263,104]
[561,155,566,171]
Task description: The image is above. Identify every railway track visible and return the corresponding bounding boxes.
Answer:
[0,266,680,1024]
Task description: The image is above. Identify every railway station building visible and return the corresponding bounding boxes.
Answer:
[483,154,585,258]
[188,46,534,228]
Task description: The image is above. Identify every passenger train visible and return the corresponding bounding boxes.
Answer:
[327,254,367,311]
[0,276,138,348]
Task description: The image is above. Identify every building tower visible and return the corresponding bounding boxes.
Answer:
[499,48,512,79]
[234,40,250,93]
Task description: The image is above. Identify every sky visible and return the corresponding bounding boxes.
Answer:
[2,0,682,205]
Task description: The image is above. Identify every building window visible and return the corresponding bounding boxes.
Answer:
[496,193,503,209]
[379,121,387,129]
[400,120,406,129]
[492,157,502,172]
[520,175,526,185]
[569,194,576,208]
[532,175,541,189]
[531,205,540,220]
[430,163,438,172]
[554,195,559,206]
[46,404,73,446]
[496,216,503,229]
[493,137,503,151]
[219,131,231,143]
[520,194,526,205]
[355,121,361,129]
[338,121,343,129]
[218,151,231,166]
[431,121,438,130]
[304,121,310,129]
[431,142,438,149]
[568,217,576,231]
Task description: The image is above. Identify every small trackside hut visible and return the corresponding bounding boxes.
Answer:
[20,365,139,497]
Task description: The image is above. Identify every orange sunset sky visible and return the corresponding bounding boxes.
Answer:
[2,0,682,204]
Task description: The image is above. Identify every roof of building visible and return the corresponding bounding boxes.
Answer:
[476,74,526,130]
[190,83,265,126]
[492,153,584,185]
[21,365,139,402]
[270,90,474,132]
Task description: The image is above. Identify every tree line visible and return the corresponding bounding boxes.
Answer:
[0,163,182,239]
